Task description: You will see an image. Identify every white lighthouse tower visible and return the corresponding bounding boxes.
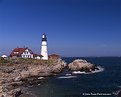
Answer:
[41,33,48,60]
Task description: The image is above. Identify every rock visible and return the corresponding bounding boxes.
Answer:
[14,76,21,81]
[68,59,95,72]
[0,58,67,97]
[20,71,30,79]
[19,94,34,97]
[14,89,22,97]
[19,88,38,97]
[0,86,3,96]
[51,60,67,73]
[117,90,121,97]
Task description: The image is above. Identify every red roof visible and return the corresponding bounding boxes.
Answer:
[49,54,60,57]
[13,48,25,53]
[10,48,33,57]
[49,54,60,59]
[33,54,43,57]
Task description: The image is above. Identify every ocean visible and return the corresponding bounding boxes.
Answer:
[28,57,121,97]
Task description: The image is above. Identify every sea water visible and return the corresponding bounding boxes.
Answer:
[28,57,121,97]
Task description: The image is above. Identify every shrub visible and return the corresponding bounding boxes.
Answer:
[0,57,9,64]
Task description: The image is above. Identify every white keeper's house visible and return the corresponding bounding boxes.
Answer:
[10,47,42,59]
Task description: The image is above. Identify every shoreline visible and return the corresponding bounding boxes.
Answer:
[0,58,110,97]
[0,58,67,97]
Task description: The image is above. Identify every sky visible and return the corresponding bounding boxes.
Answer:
[0,0,121,57]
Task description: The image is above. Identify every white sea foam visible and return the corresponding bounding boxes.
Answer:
[91,66,104,73]
[118,86,121,88]
[38,77,44,79]
[58,76,77,79]
[112,90,121,96]
[57,66,104,79]
[65,73,72,76]
[38,84,41,85]
[72,66,104,74]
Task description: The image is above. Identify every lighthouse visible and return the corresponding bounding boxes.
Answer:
[41,33,48,60]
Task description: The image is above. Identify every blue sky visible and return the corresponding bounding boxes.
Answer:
[0,0,121,57]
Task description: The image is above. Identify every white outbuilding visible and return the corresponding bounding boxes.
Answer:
[1,54,8,58]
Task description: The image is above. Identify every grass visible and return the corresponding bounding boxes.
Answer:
[0,57,54,66]
[41,60,53,66]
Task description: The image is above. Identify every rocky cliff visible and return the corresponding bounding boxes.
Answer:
[0,58,67,97]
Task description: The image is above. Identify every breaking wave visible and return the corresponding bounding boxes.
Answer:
[57,75,77,79]
[72,66,104,74]
[112,89,121,96]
